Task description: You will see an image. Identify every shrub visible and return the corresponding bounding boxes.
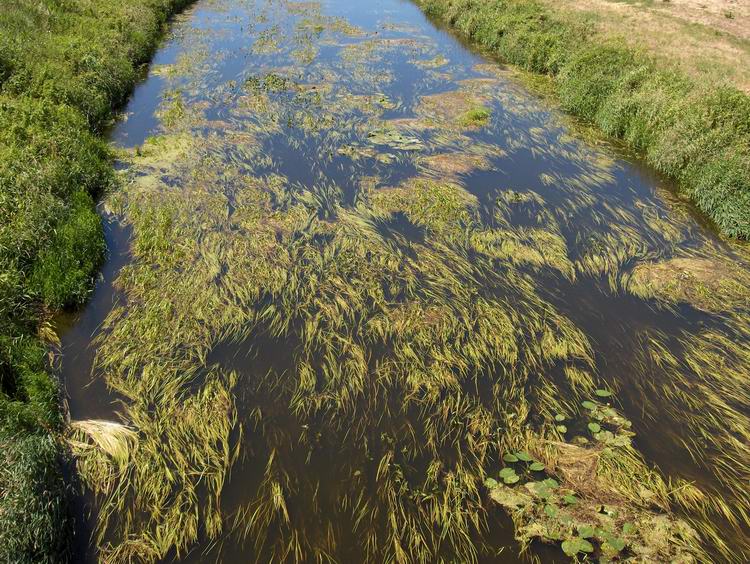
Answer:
[0,427,71,564]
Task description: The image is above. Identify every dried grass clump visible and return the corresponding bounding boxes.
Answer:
[623,254,750,312]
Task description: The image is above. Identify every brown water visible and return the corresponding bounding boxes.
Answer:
[59,0,750,561]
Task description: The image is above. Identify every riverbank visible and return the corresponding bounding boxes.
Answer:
[415,0,750,239]
[0,0,193,560]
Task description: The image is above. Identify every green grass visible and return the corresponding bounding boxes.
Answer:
[459,105,491,127]
[415,0,750,239]
[0,0,196,560]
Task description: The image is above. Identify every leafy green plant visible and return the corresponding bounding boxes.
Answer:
[459,105,491,127]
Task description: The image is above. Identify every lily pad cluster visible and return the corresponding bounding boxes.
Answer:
[366,127,425,151]
[486,472,693,561]
[485,470,632,558]
[485,450,548,487]
[580,392,634,448]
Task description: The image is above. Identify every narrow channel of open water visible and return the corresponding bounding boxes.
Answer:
[59,0,750,561]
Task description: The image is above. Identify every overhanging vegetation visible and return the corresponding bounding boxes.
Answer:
[0,0,194,560]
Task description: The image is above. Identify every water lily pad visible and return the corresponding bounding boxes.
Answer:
[503,474,520,485]
[555,425,567,433]
[484,477,498,488]
[588,422,601,433]
[529,462,545,471]
[562,537,594,556]
[515,451,533,462]
[578,525,595,538]
[554,414,566,422]
[542,478,559,489]
[605,536,626,551]
[562,494,578,505]
[525,480,556,500]
[366,128,424,151]
[499,467,517,479]
[595,389,613,397]
[527,482,553,499]
[503,453,519,463]
[544,504,558,517]
[582,400,597,410]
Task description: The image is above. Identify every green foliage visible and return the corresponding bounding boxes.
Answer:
[0,334,61,430]
[0,0,197,561]
[29,190,105,309]
[0,335,68,564]
[416,0,750,238]
[459,105,491,126]
[0,427,71,564]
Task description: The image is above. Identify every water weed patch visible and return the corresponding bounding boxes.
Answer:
[62,0,750,561]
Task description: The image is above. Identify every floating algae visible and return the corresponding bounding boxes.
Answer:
[418,152,492,177]
[414,55,449,69]
[61,0,750,561]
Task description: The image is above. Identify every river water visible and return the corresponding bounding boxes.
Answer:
[59,0,750,561]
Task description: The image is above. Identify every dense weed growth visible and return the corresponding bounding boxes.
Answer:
[67,0,750,561]
[0,0,194,560]
[415,0,750,239]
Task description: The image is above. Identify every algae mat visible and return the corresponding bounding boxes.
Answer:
[58,0,750,561]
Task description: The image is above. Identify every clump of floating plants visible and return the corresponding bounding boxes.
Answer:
[66,0,750,561]
[622,251,750,313]
[458,105,491,128]
[486,397,705,561]
[415,80,494,131]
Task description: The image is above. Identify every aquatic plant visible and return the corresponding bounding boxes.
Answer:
[459,105,491,127]
[66,0,750,562]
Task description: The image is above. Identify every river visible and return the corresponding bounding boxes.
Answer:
[59,0,750,561]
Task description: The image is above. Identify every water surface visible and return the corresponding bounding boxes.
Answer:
[61,0,750,561]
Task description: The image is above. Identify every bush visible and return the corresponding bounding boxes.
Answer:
[0,427,71,564]
[29,190,105,309]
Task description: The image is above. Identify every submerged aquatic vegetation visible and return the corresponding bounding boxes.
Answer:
[67,0,750,561]
[416,87,491,130]
[418,152,493,178]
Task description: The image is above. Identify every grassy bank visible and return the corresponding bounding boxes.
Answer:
[0,0,193,560]
[415,0,750,239]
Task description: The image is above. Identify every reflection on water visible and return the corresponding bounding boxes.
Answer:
[60,0,750,561]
